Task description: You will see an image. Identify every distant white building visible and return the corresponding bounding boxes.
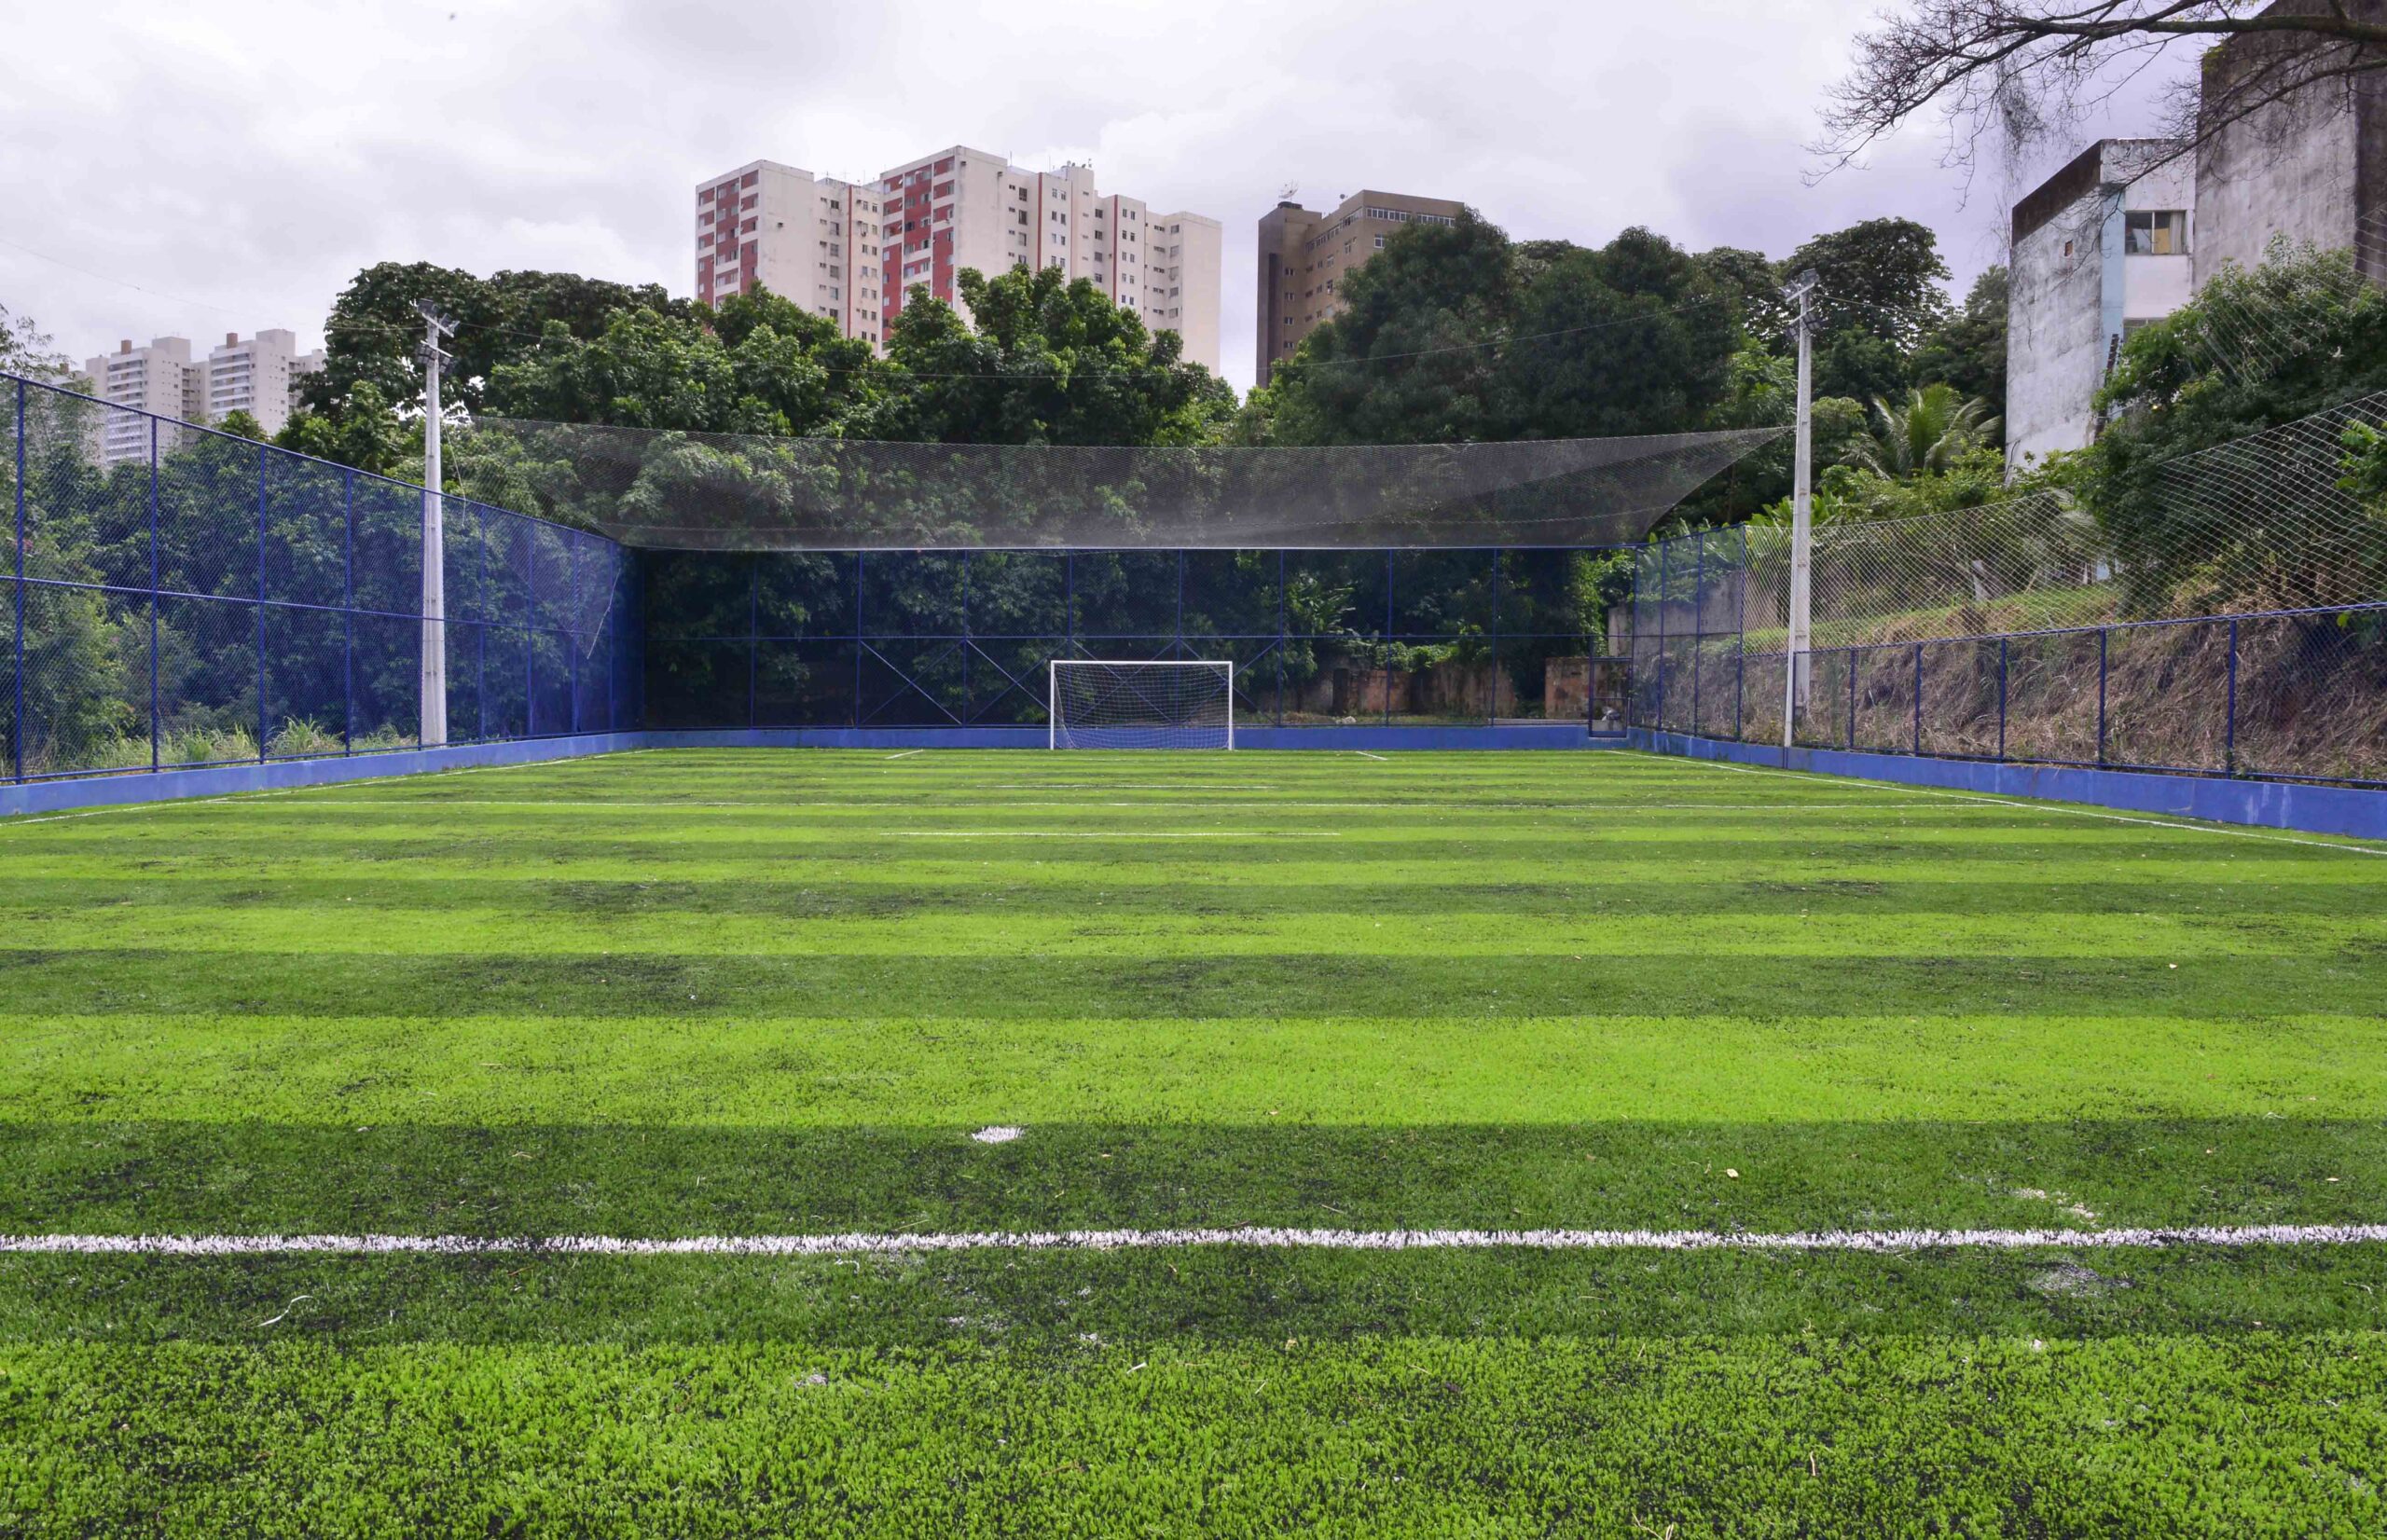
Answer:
[80,329,324,466]
[2005,139,2197,468]
[81,337,206,465]
[203,329,324,437]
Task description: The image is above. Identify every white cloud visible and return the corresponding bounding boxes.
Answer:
[3,0,2198,391]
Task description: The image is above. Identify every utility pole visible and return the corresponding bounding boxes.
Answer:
[418,300,458,749]
[1779,269,1817,752]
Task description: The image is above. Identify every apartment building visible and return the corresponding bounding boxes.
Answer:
[202,329,324,437]
[873,147,1221,370]
[80,337,206,465]
[697,148,1221,371]
[1256,190,1466,384]
[694,160,887,341]
[80,331,326,465]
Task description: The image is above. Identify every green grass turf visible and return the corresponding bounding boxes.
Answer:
[3,747,2385,1535]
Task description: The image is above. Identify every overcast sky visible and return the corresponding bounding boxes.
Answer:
[2,0,2196,395]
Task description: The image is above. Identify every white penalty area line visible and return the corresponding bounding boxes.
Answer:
[7,1222,2384,1258]
[1663,754,2387,859]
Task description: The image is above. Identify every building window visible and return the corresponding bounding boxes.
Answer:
[2125,210,2188,255]
[1373,236,1385,249]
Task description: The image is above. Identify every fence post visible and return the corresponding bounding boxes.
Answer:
[1276,548,1287,728]
[476,515,488,742]
[1690,532,1706,736]
[1733,526,1746,743]
[1996,638,2008,762]
[1489,547,1501,729]
[256,446,268,763]
[1911,641,1923,756]
[1846,648,1856,751]
[1383,548,1394,727]
[747,560,759,730]
[2225,617,2239,777]
[851,550,864,730]
[2096,627,2108,766]
[1654,540,1671,732]
[148,418,159,772]
[524,529,536,738]
[10,379,23,785]
[341,471,354,754]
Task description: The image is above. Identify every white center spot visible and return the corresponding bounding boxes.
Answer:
[971,1125,1023,1145]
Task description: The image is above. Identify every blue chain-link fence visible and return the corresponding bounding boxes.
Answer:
[1629,523,2387,788]
[3,375,640,783]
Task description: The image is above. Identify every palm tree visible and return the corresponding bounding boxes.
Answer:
[1848,383,2001,478]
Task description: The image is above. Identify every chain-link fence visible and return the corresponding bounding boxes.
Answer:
[2,374,640,784]
[1628,394,2387,787]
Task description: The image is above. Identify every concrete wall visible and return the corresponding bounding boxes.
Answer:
[2007,171,2112,468]
[2194,10,2380,284]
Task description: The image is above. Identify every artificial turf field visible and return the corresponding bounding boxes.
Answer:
[2,746,2385,1536]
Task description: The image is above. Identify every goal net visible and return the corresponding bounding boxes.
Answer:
[1050,661,1234,749]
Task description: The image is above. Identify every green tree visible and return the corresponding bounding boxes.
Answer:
[2089,241,2387,612]
[857,263,1233,446]
[1257,215,1744,447]
[1911,265,2007,415]
[1779,217,1953,401]
[1848,383,2000,478]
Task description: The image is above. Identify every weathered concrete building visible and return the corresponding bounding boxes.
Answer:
[2005,140,2197,468]
[2007,0,2387,465]
[2193,0,2387,285]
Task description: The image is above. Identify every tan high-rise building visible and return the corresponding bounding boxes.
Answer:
[1256,190,1466,385]
[695,160,888,343]
[697,147,1221,371]
[874,146,1221,371]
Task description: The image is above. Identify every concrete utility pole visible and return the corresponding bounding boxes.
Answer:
[418,300,459,749]
[1780,268,1817,752]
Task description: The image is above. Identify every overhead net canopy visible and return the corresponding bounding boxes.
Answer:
[455,419,1785,550]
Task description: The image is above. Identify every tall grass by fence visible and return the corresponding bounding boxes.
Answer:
[3,374,640,784]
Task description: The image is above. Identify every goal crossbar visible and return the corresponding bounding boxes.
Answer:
[1049,660,1235,750]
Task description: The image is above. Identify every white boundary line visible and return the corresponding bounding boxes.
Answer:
[1354,750,1390,762]
[4,1223,2381,1258]
[884,749,926,760]
[1658,753,2387,858]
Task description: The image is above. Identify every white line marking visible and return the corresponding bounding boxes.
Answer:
[5,1223,2381,1258]
[1659,753,2387,857]
[884,749,926,760]
[170,798,1926,813]
[1354,750,1390,762]
[888,831,1343,839]
[0,794,249,830]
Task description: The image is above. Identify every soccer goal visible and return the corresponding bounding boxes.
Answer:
[1049,660,1235,749]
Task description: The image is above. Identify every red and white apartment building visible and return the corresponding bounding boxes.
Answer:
[695,147,1221,372]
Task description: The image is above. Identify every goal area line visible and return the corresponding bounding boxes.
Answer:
[7,1223,2384,1258]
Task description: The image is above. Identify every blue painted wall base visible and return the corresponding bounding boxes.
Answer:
[0,735,643,819]
[1632,728,2387,843]
[2,726,1621,818]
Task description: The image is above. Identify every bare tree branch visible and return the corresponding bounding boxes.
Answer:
[1814,0,2387,186]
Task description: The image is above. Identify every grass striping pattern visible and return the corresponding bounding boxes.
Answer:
[2,748,2384,1536]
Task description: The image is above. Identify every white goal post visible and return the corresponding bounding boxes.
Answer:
[1049,659,1235,750]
